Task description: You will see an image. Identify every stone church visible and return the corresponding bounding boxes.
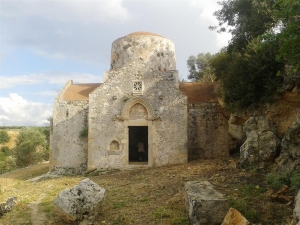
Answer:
[50,32,229,174]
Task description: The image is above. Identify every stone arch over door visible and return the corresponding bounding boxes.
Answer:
[122,97,154,167]
[122,96,156,120]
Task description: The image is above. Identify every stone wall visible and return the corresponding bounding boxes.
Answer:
[88,59,187,169]
[51,33,233,172]
[188,102,229,160]
[51,98,89,174]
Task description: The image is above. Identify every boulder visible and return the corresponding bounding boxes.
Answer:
[221,208,250,225]
[0,196,17,217]
[258,130,281,162]
[275,113,300,174]
[240,116,280,168]
[283,76,295,91]
[54,178,106,223]
[185,181,229,225]
[294,190,300,225]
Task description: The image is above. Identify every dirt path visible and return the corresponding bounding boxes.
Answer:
[28,194,46,225]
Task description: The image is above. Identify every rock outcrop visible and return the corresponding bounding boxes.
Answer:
[26,171,61,182]
[293,190,300,225]
[54,178,106,224]
[221,208,250,225]
[239,116,280,168]
[275,112,300,174]
[0,196,17,217]
[185,181,229,225]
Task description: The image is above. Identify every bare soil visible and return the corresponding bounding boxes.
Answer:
[0,157,296,225]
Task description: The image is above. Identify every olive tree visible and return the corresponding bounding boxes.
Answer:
[187,53,216,82]
[12,127,48,167]
[0,130,10,144]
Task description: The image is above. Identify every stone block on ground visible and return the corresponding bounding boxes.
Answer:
[0,196,17,217]
[221,207,250,225]
[54,178,106,223]
[185,181,229,225]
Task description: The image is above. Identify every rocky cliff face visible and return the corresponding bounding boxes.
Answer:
[275,113,300,174]
[227,87,300,171]
[239,116,281,168]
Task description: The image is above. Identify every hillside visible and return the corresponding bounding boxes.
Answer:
[0,130,19,149]
[0,158,296,225]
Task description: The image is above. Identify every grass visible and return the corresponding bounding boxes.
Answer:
[0,158,296,225]
[266,171,300,191]
[153,207,172,219]
[226,184,265,222]
[227,196,259,222]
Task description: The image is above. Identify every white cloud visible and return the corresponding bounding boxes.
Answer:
[0,75,43,88]
[0,0,130,23]
[0,93,52,126]
[189,0,218,9]
[34,91,58,96]
[188,0,231,53]
[0,72,101,89]
[189,0,219,24]
[216,32,232,50]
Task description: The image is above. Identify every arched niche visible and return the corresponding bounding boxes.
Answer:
[122,97,155,121]
[110,140,120,151]
[129,103,148,120]
[106,139,121,155]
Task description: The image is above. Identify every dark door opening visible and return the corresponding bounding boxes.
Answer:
[128,126,148,163]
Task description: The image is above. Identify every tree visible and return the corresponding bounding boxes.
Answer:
[274,0,300,74]
[0,130,10,144]
[37,127,50,160]
[187,53,216,82]
[210,0,276,52]
[211,37,284,111]
[12,127,48,167]
[206,0,286,111]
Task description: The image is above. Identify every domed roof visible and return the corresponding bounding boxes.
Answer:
[111,31,176,71]
[126,31,164,38]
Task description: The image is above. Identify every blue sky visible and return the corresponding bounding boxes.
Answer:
[0,0,231,126]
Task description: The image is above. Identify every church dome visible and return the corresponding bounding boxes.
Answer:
[110,31,176,71]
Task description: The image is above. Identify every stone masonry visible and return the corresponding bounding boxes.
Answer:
[50,32,229,173]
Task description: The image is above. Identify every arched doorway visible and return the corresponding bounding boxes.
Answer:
[122,97,155,167]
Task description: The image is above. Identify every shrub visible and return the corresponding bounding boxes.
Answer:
[266,171,300,191]
[1,146,10,155]
[290,173,300,191]
[227,196,259,222]
[0,130,10,144]
[266,173,283,189]
[12,127,47,167]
